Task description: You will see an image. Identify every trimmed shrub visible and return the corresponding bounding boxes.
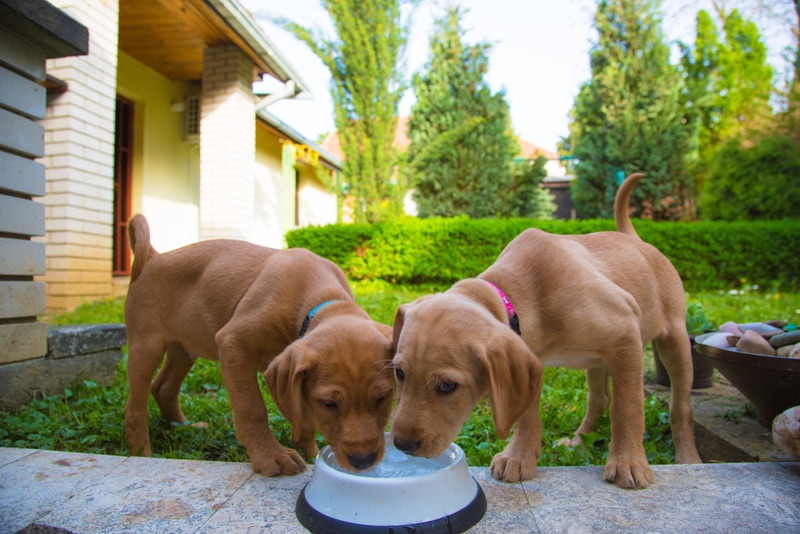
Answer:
[286,218,800,291]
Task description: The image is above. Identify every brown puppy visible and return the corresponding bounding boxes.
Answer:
[124,214,394,477]
[390,174,701,489]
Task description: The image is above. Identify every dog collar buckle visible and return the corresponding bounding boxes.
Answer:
[299,300,339,338]
[483,280,522,336]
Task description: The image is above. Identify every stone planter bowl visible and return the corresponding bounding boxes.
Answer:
[694,332,800,427]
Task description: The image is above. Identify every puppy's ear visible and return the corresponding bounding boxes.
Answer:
[392,294,435,354]
[264,342,315,444]
[373,321,393,344]
[481,333,542,440]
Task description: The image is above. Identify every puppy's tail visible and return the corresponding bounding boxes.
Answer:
[128,214,158,283]
[613,173,644,238]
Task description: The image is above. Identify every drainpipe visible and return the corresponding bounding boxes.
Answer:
[255,80,297,112]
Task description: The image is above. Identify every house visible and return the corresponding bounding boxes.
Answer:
[38,0,341,314]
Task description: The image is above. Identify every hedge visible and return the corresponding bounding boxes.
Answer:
[285,217,800,291]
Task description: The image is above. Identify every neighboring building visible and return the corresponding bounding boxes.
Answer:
[38,0,341,314]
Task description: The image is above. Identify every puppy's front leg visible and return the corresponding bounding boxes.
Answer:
[218,346,306,477]
[604,353,654,489]
[490,391,543,482]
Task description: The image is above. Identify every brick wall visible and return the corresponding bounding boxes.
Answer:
[39,0,119,313]
[199,45,256,241]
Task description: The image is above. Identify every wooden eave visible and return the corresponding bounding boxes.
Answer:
[119,0,279,82]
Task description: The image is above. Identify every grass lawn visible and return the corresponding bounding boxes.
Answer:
[2,279,797,468]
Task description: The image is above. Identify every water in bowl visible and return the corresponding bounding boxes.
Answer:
[327,443,459,478]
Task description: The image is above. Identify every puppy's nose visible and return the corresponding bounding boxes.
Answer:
[348,451,378,470]
[393,436,420,454]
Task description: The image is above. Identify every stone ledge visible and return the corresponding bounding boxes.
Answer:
[46,324,127,359]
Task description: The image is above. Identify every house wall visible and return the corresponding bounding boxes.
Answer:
[116,52,200,253]
[40,0,119,314]
[297,163,337,227]
[254,122,287,248]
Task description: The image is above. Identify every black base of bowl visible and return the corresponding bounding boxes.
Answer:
[295,478,487,534]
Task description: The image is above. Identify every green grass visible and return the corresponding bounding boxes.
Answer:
[3,281,797,468]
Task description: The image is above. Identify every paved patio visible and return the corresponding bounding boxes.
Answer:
[1,447,798,533]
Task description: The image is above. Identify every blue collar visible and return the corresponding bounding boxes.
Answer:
[298,300,339,338]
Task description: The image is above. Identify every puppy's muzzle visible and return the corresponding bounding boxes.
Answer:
[393,436,421,454]
[348,451,379,470]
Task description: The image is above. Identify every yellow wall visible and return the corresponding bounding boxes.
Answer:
[116,52,200,252]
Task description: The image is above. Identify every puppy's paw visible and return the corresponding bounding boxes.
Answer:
[251,447,307,477]
[490,451,538,482]
[603,456,654,489]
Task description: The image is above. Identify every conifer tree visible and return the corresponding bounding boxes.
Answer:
[407,6,517,218]
[277,1,413,223]
[568,0,692,220]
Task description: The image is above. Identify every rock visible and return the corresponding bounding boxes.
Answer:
[769,330,800,348]
[726,335,741,347]
[777,343,799,357]
[699,332,732,349]
[791,345,800,359]
[772,406,800,460]
[738,322,784,339]
[719,321,743,336]
[735,329,777,356]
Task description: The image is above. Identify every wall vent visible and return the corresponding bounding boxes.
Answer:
[183,96,200,143]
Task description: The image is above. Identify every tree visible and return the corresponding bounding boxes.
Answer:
[276,1,414,223]
[406,6,517,218]
[568,0,693,221]
[508,157,556,219]
[679,8,775,216]
[701,133,800,219]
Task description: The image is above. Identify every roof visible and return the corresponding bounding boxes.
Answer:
[257,110,343,171]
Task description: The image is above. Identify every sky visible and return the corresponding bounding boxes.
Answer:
[242,0,794,153]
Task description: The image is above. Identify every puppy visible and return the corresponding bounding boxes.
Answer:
[390,174,701,489]
[124,214,394,476]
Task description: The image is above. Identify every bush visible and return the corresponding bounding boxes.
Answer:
[286,218,800,291]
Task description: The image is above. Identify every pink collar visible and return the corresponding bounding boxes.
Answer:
[483,280,521,335]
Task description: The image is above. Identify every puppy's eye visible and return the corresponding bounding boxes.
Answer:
[437,381,458,394]
[376,393,390,406]
[395,368,405,381]
[321,400,338,410]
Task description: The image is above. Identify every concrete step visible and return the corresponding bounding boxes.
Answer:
[2,447,798,533]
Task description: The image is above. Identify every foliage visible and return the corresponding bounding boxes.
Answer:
[685,302,714,335]
[406,5,517,218]
[679,8,775,216]
[286,218,800,291]
[508,157,557,219]
[275,0,415,223]
[567,0,693,221]
[699,133,800,220]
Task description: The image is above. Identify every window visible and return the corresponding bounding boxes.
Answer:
[113,95,133,275]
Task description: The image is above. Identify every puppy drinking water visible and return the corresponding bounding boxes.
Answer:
[124,214,394,476]
[390,174,701,489]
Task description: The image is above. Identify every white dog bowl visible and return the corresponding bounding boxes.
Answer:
[295,434,486,533]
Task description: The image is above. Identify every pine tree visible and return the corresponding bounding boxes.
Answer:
[276,0,413,223]
[569,0,692,220]
[407,6,517,218]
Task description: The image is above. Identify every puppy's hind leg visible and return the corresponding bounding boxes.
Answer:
[558,366,610,447]
[151,343,194,424]
[125,337,166,457]
[653,333,702,464]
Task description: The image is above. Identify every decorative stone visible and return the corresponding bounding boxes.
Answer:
[777,343,799,357]
[769,330,800,348]
[772,406,800,460]
[719,321,743,336]
[735,329,776,356]
[738,322,784,339]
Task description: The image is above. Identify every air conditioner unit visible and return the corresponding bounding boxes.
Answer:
[183,96,200,143]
